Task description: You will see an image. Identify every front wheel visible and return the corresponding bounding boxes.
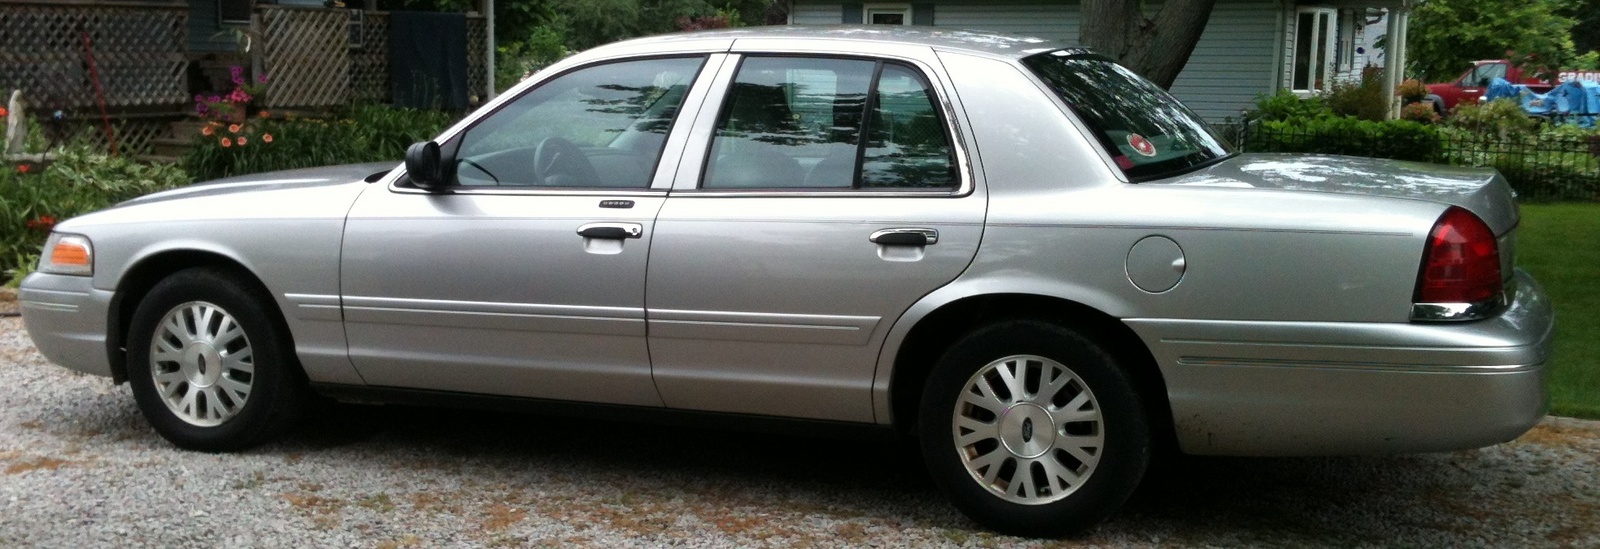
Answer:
[919,320,1150,537]
[126,268,306,452]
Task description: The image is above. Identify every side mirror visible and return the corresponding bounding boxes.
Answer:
[405,141,444,189]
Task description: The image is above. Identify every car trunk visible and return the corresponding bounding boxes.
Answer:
[1155,153,1521,281]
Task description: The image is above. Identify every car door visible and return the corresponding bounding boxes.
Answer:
[645,48,986,423]
[339,55,718,405]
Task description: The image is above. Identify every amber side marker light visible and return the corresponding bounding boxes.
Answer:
[40,234,93,276]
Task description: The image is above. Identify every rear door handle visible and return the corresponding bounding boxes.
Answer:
[869,228,938,246]
[577,222,643,240]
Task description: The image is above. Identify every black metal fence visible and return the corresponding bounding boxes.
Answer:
[1218,121,1600,201]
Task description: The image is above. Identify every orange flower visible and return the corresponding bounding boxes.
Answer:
[237,136,249,146]
[201,126,214,136]
[258,111,270,119]
[228,124,241,134]
[262,133,274,143]
[16,164,30,174]
[0,107,8,117]
[221,137,232,148]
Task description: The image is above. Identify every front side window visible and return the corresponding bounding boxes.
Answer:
[1460,63,1507,87]
[703,56,956,190]
[452,56,705,188]
[1022,51,1232,181]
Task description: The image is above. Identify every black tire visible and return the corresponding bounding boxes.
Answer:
[918,320,1150,537]
[126,267,306,452]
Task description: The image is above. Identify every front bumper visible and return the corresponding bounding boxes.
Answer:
[18,272,115,377]
[1128,269,1555,456]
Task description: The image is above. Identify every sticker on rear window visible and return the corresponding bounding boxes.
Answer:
[1127,134,1157,157]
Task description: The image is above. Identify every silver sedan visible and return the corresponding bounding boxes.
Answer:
[18,27,1553,536]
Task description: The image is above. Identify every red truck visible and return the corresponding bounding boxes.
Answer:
[1425,59,1600,113]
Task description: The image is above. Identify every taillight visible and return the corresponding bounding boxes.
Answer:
[1415,207,1501,307]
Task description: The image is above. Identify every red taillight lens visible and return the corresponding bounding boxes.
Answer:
[1416,207,1502,304]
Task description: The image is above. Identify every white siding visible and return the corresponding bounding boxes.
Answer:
[792,3,844,24]
[932,1,1076,41]
[789,0,1290,121]
[1167,0,1283,121]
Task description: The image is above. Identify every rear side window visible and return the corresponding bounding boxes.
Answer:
[1022,51,1232,181]
[702,56,957,190]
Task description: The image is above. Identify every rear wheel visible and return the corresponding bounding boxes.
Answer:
[919,320,1150,537]
[126,268,305,452]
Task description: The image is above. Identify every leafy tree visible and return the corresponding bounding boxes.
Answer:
[1563,0,1600,68]
[1079,0,1219,89]
[1406,0,1583,81]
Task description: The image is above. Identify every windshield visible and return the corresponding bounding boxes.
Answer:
[1022,51,1232,181]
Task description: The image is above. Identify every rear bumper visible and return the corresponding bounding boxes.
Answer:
[18,272,115,377]
[1128,269,1554,456]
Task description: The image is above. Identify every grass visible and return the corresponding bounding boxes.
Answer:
[1517,203,1600,419]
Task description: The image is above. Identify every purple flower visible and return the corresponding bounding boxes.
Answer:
[257,74,269,84]
[209,95,221,103]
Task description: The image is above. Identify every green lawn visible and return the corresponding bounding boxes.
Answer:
[1518,203,1600,419]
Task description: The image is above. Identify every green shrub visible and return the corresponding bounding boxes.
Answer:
[1447,98,1539,139]
[496,24,573,90]
[1326,67,1391,122]
[1438,125,1600,200]
[1400,102,1441,124]
[1398,79,1429,104]
[1249,90,1332,122]
[182,105,458,182]
[1250,116,1442,162]
[2,144,190,284]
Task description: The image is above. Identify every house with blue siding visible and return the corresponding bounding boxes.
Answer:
[786,1,1414,121]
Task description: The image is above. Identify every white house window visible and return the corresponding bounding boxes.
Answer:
[1291,7,1337,93]
[864,3,911,25]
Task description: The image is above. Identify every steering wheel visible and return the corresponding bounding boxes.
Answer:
[532,137,602,187]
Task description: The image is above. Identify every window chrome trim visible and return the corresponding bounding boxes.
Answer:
[673,189,959,198]
[1410,279,1514,322]
[388,186,670,197]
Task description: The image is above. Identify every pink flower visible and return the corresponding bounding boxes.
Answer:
[257,74,269,84]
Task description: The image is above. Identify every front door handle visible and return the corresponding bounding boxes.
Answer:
[869,228,939,246]
[577,222,644,240]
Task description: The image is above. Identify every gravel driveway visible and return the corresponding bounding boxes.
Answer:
[1,314,1597,548]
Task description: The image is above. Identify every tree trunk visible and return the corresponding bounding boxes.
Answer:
[1079,0,1218,89]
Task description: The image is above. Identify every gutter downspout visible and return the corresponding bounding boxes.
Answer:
[486,0,496,100]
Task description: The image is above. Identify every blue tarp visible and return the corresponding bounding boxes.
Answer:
[1481,77,1600,127]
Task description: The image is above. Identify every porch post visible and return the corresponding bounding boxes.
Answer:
[1384,5,1402,118]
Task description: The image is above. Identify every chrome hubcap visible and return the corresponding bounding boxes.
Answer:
[149,302,254,427]
[952,354,1104,505]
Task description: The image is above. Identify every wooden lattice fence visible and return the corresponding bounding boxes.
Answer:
[264,7,489,109]
[0,2,188,111]
[259,7,349,109]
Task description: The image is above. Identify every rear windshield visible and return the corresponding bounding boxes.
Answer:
[1022,51,1232,181]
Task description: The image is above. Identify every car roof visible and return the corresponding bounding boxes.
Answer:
[593,25,1088,61]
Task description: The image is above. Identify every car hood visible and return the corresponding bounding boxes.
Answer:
[116,162,397,208]
[1156,153,1519,234]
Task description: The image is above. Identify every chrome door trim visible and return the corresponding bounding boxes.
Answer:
[648,309,882,346]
